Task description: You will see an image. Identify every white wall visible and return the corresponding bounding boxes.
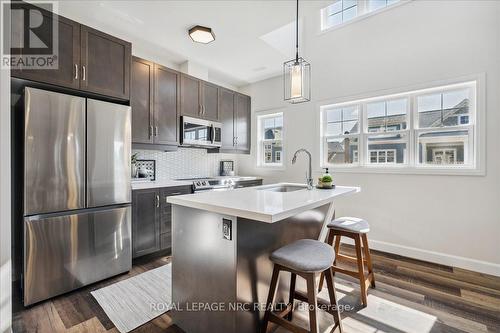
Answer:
[239,0,500,275]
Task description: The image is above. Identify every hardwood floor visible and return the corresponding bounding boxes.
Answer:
[12,246,500,333]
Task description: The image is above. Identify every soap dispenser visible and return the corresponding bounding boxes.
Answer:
[318,168,334,189]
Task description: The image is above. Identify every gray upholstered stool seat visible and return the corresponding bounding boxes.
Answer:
[270,239,335,273]
[328,216,370,233]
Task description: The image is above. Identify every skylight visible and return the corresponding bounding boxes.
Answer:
[321,0,401,31]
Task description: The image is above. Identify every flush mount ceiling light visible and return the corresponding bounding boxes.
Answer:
[189,25,215,44]
[283,0,311,104]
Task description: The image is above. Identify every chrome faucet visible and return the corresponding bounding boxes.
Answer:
[292,148,313,190]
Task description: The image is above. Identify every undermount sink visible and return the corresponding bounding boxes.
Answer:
[257,185,307,193]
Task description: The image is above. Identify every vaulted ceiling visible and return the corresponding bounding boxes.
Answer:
[56,1,331,87]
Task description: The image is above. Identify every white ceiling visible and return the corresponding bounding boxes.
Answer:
[56,1,330,87]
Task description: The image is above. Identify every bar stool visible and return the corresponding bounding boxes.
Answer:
[261,239,343,333]
[318,217,375,307]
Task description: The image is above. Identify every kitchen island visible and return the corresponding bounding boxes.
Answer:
[167,183,360,333]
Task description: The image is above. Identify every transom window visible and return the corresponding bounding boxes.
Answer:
[320,80,478,173]
[321,0,401,31]
[257,112,284,167]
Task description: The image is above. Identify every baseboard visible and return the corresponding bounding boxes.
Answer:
[340,238,500,277]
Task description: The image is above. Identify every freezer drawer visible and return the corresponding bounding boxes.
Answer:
[24,87,86,215]
[23,206,131,306]
[87,98,132,207]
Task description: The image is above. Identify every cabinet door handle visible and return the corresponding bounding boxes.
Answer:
[156,195,160,208]
[199,104,202,115]
[74,64,78,80]
[155,126,158,137]
[202,105,205,115]
[82,65,86,81]
[149,125,153,139]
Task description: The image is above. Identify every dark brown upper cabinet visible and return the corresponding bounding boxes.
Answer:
[11,4,80,90]
[80,26,131,100]
[201,81,219,121]
[219,88,236,150]
[154,64,180,146]
[131,57,179,147]
[234,93,251,152]
[131,57,154,144]
[11,3,131,100]
[180,74,219,121]
[180,74,202,118]
[219,90,251,153]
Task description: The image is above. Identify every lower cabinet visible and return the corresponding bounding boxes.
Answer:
[132,185,192,258]
[132,188,160,258]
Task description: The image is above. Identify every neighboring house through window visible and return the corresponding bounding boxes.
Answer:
[257,112,284,167]
[320,80,478,173]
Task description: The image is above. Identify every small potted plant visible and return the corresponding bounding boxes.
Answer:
[131,153,138,178]
[317,169,333,189]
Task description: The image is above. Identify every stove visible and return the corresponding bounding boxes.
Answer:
[177,177,235,192]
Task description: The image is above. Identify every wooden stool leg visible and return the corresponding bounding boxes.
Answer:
[287,273,297,321]
[354,234,367,307]
[324,267,344,333]
[318,230,335,292]
[332,235,341,276]
[261,265,280,333]
[306,273,319,333]
[362,234,375,288]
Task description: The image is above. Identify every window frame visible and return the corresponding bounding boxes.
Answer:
[319,0,410,34]
[318,75,484,176]
[321,105,361,167]
[256,110,285,169]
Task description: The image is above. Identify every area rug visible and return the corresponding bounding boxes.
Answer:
[91,263,172,333]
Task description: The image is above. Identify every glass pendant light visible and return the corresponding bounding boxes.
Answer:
[284,0,310,104]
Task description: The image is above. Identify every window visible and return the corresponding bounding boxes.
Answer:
[321,0,401,31]
[367,0,400,12]
[369,149,396,164]
[320,80,478,173]
[321,0,358,29]
[275,151,281,162]
[416,88,472,167]
[322,105,360,165]
[257,112,284,167]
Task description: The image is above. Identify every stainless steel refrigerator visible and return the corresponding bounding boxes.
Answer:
[23,87,132,306]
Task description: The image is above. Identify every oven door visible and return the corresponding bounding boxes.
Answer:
[181,116,214,147]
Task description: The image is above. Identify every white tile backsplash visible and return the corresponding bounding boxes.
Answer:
[132,148,238,180]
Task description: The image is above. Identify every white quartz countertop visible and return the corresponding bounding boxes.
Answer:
[167,183,360,223]
[131,179,192,190]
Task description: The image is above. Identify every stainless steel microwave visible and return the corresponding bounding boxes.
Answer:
[181,116,222,148]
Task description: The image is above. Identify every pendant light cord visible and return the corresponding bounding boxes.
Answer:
[295,0,299,62]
